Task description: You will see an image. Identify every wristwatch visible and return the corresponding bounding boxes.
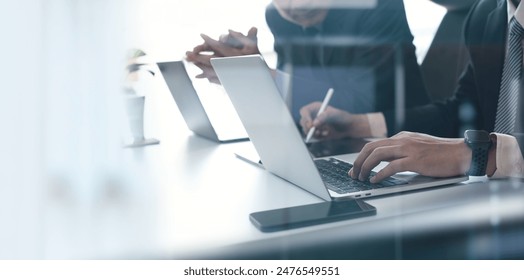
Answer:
[464,130,492,176]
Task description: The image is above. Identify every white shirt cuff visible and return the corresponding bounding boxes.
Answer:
[491,133,524,178]
[367,112,387,138]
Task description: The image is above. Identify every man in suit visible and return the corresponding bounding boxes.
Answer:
[186,0,429,126]
[334,0,524,182]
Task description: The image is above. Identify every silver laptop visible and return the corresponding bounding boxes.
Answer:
[157,60,248,143]
[211,54,467,200]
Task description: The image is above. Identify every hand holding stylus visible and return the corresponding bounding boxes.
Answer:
[305,88,334,143]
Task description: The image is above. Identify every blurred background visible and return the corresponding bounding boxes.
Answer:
[130,0,445,65]
[0,0,445,259]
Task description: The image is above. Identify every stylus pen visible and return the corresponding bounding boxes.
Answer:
[305,88,334,143]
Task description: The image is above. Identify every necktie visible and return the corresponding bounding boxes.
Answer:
[494,17,524,134]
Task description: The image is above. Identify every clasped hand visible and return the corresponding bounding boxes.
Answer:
[186,27,259,84]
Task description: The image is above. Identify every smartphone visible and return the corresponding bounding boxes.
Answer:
[249,199,376,232]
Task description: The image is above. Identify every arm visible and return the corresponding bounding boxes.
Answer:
[347,42,487,181]
[349,130,524,183]
[185,27,259,84]
[381,0,486,138]
[490,133,524,178]
[297,26,480,141]
[349,132,474,183]
[348,0,524,182]
[382,61,481,138]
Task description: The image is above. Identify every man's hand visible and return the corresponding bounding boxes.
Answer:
[186,27,259,84]
[349,131,472,183]
[299,102,372,140]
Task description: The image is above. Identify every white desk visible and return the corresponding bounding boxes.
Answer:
[27,76,524,259]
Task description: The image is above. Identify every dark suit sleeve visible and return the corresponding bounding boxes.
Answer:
[383,61,478,137]
[382,0,485,137]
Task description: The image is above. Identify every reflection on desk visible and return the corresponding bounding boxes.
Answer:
[187,179,524,260]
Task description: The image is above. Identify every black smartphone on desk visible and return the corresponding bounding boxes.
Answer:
[249,199,376,232]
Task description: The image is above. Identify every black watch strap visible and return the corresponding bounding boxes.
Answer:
[467,146,490,176]
[464,130,492,176]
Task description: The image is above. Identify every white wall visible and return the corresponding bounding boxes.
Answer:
[128,0,276,63]
[127,0,446,65]
[0,0,133,259]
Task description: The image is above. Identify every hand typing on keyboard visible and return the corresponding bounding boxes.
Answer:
[314,158,407,194]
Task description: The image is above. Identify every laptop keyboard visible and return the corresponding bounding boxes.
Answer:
[314,158,408,194]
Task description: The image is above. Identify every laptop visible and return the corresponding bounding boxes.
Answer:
[211,54,467,201]
[157,60,248,143]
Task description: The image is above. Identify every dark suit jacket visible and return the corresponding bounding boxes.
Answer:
[397,0,524,156]
[397,0,503,135]
[265,0,429,123]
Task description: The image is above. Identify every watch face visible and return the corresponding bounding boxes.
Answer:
[465,130,490,143]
